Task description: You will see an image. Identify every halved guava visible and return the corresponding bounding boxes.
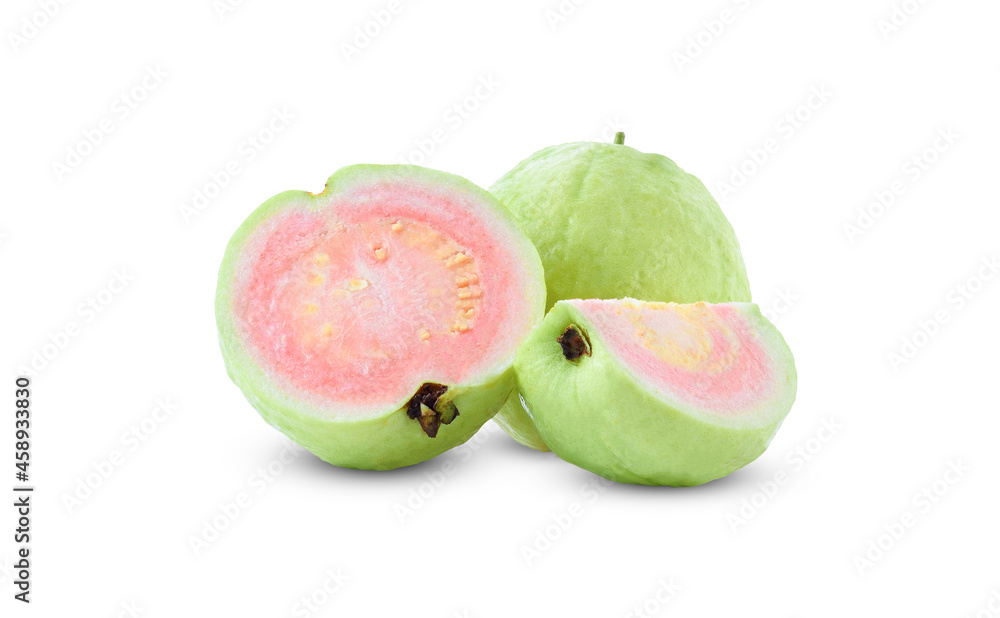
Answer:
[490,133,752,451]
[216,165,545,470]
[515,299,796,486]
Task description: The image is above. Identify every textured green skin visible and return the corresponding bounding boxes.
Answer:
[515,302,796,486]
[492,395,548,451]
[216,165,546,470]
[490,138,752,450]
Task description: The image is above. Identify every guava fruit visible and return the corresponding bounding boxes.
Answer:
[491,133,752,451]
[216,164,546,470]
[514,299,796,486]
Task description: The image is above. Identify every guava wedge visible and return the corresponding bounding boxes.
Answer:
[216,165,545,470]
[491,133,752,451]
[515,299,796,486]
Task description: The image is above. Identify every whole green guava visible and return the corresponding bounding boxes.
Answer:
[491,133,752,451]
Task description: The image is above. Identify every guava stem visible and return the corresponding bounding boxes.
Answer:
[614,132,625,145]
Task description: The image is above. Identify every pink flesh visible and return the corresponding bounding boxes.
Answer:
[573,300,774,414]
[232,180,528,411]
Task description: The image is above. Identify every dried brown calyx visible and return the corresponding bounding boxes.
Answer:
[405,382,460,438]
[557,325,591,361]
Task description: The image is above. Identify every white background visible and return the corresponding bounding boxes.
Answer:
[2,0,999,616]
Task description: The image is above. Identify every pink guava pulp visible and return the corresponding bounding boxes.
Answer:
[572,300,775,414]
[231,179,532,413]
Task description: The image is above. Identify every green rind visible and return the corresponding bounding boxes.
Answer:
[491,395,550,452]
[514,302,796,486]
[216,164,546,470]
[491,139,752,450]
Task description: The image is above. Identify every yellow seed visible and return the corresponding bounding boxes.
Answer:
[310,274,324,285]
[445,252,470,267]
[305,303,319,314]
[347,278,369,292]
[391,221,404,233]
[313,253,329,265]
[451,320,470,333]
[374,247,387,261]
[468,274,479,284]
[464,308,475,319]
[457,289,472,300]
[419,329,431,342]
[455,276,469,287]
[321,323,334,336]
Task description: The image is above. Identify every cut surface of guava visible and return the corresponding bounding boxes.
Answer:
[515,299,796,486]
[490,133,753,451]
[217,165,545,470]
